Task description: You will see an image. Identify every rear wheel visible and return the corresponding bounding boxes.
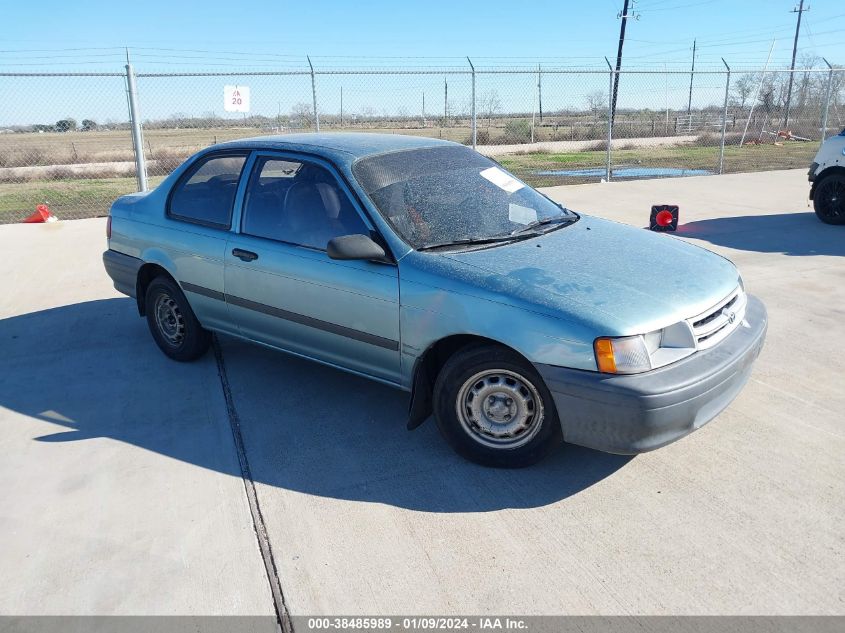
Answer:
[145,276,211,361]
[813,174,845,225]
[433,344,562,468]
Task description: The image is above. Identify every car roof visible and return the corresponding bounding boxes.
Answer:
[215,132,458,161]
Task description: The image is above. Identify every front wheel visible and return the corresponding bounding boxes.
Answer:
[433,344,562,468]
[813,174,845,225]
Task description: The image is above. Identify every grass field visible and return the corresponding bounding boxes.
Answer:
[0,129,817,222]
[0,126,480,168]
[0,176,166,223]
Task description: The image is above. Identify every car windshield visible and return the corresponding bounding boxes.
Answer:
[352,145,576,249]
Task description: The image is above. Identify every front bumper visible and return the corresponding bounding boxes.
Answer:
[535,294,767,454]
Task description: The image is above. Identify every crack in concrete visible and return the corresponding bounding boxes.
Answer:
[213,334,292,633]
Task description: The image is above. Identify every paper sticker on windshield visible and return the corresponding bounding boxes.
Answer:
[509,203,537,225]
[480,167,524,193]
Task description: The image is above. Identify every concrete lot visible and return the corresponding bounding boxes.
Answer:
[0,169,842,617]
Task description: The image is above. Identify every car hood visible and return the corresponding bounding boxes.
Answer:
[439,215,740,335]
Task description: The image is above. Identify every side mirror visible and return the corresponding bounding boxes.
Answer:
[327,234,387,261]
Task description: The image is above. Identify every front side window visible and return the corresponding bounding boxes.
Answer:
[352,145,576,249]
[168,153,247,227]
[241,156,369,250]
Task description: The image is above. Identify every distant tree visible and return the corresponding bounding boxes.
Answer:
[479,90,501,128]
[732,75,756,110]
[585,90,606,123]
[290,102,314,128]
[55,118,77,132]
[81,119,97,131]
[796,53,821,110]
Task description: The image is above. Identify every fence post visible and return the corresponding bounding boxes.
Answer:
[819,58,834,148]
[467,57,476,149]
[125,51,148,192]
[307,56,320,133]
[718,58,731,175]
[605,57,613,181]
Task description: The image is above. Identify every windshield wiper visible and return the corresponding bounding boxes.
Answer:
[417,234,535,252]
[510,213,578,236]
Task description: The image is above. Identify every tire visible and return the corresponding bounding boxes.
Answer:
[813,174,845,225]
[144,276,211,362]
[432,344,562,468]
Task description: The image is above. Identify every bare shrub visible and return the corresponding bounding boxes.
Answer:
[46,167,77,179]
[693,133,720,147]
[148,148,191,176]
[0,171,35,183]
[692,132,743,147]
[462,129,491,146]
[510,147,549,156]
[45,166,127,179]
[3,148,49,167]
[503,119,533,144]
[584,140,608,151]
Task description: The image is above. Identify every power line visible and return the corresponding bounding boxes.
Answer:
[637,0,718,13]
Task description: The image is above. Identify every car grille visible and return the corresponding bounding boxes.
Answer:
[688,286,747,350]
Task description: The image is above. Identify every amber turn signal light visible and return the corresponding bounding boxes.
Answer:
[594,338,617,374]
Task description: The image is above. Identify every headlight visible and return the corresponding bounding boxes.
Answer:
[594,327,691,374]
[594,334,654,374]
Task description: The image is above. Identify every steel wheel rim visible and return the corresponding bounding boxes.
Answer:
[153,293,185,347]
[819,180,845,219]
[455,369,544,449]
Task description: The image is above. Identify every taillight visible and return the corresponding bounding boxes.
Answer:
[106,216,112,239]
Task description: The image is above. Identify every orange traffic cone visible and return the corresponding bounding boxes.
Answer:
[22,204,57,223]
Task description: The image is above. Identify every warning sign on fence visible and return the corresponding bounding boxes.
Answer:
[224,85,250,113]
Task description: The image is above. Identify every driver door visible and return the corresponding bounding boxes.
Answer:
[224,153,402,384]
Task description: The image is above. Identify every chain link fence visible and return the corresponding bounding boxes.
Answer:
[1,63,842,222]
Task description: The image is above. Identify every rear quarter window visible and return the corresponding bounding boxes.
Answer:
[167,153,248,228]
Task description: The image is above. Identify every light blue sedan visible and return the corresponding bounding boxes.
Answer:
[103,134,767,467]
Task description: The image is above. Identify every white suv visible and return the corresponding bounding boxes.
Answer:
[808,129,845,225]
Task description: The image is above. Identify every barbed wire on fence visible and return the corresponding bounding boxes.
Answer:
[0,62,842,222]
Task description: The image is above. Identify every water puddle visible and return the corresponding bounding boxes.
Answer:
[533,166,713,179]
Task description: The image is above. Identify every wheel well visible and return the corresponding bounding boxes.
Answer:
[812,166,845,199]
[136,263,176,316]
[407,334,525,428]
[418,335,506,384]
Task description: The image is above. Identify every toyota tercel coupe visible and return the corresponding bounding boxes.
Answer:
[103,133,767,467]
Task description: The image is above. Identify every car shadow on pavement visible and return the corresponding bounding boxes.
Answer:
[675,211,845,257]
[0,298,632,513]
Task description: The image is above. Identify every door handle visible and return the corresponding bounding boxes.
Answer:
[232,248,258,262]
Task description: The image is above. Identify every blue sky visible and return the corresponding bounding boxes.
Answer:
[3,0,844,70]
[1,0,844,126]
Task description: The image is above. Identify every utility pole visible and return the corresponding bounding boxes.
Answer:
[444,77,448,125]
[422,91,426,126]
[611,0,637,125]
[687,39,696,114]
[340,87,343,128]
[538,63,543,123]
[783,0,808,128]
